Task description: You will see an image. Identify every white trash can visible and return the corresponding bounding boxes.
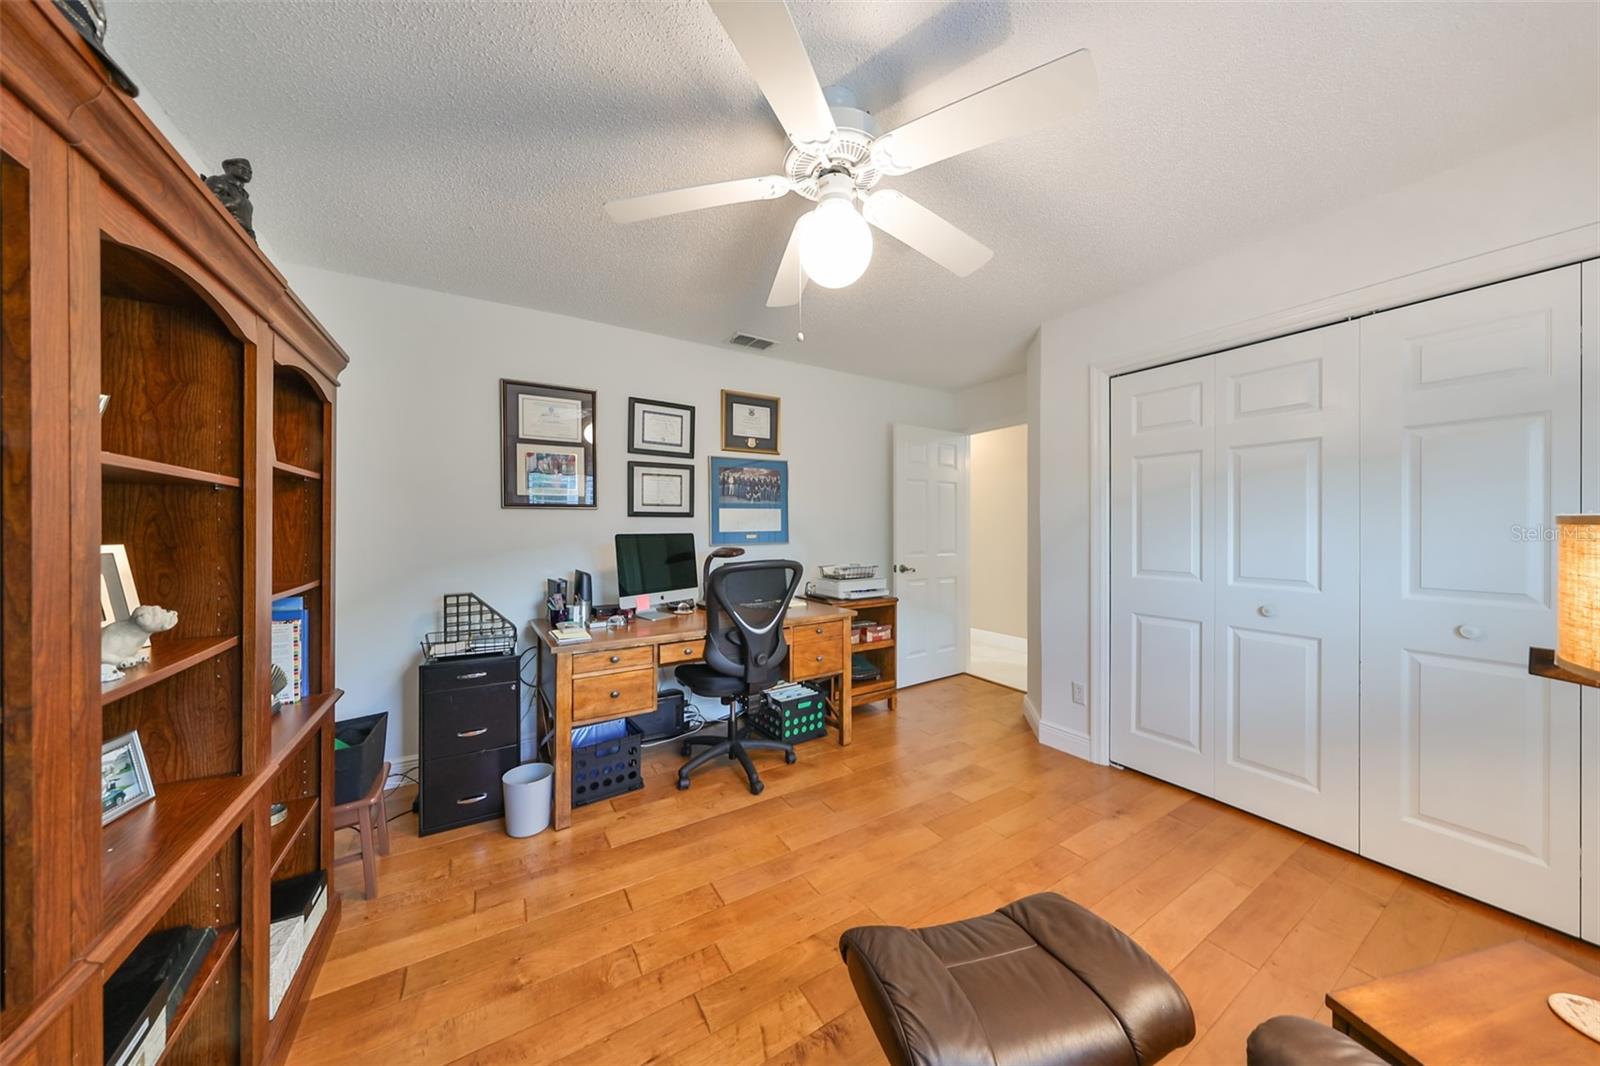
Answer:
[501,762,554,838]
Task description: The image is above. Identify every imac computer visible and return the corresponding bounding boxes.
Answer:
[615,532,698,621]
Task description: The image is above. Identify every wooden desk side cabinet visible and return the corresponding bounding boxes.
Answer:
[1,3,351,1061]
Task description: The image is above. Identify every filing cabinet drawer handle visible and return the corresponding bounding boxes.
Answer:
[457,671,488,681]
[456,793,488,805]
[456,727,488,738]
[609,655,621,663]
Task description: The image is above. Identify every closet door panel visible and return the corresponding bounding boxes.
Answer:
[1110,359,1216,795]
[1213,323,1360,849]
[1360,266,1581,933]
[1582,260,1598,947]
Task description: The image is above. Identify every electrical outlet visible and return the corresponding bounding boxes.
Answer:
[1071,681,1086,705]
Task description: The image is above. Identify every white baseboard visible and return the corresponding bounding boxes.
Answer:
[1021,694,1041,736]
[970,628,1027,656]
[1035,719,1094,761]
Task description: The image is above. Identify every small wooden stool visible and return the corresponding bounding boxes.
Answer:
[333,760,391,900]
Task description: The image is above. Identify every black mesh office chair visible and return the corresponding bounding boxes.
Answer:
[675,557,805,795]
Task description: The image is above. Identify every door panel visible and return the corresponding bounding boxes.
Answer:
[1111,358,1216,795]
[1361,266,1581,933]
[893,424,968,687]
[1583,260,1598,947]
[1213,323,1360,848]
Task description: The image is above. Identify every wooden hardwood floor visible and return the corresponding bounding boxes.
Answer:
[293,676,1600,1066]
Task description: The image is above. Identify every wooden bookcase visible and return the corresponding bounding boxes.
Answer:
[0,3,349,1060]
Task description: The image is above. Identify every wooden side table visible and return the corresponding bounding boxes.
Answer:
[815,595,898,712]
[1326,940,1600,1065]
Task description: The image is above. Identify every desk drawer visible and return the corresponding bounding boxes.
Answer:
[790,620,847,645]
[573,666,657,722]
[659,639,704,663]
[789,632,844,679]
[571,645,655,677]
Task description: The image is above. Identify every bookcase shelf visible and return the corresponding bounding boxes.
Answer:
[0,7,349,1059]
[272,579,321,600]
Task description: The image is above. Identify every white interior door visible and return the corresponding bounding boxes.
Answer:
[1110,358,1216,796]
[1582,260,1598,947]
[1212,324,1361,850]
[892,424,969,687]
[1360,266,1582,934]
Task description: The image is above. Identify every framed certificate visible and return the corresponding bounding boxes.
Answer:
[628,397,695,458]
[627,461,695,517]
[500,380,596,508]
[720,390,780,454]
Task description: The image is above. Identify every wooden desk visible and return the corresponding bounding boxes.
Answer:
[532,602,856,829]
[1326,941,1600,1065]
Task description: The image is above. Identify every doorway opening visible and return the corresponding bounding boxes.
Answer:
[967,423,1028,691]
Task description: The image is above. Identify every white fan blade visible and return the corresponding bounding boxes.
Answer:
[708,0,836,150]
[605,175,790,224]
[767,216,808,307]
[863,190,993,277]
[873,49,1096,176]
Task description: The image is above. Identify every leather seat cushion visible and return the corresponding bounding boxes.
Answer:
[840,892,1195,1066]
[1245,1017,1385,1066]
[673,662,747,697]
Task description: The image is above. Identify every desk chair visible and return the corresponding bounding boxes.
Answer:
[675,558,804,795]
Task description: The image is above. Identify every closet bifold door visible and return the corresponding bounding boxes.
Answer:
[1211,324,1360,850]
[1109,358,1217,796]
[1359,265,1582,934]
[1580,259,1597,948]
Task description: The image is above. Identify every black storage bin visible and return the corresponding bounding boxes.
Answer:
[333,711,387,805]
[571,719,644,807]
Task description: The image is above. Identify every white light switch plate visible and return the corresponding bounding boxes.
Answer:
[1071,682,1086,704]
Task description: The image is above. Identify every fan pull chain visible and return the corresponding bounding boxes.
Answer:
[796,270,805,342]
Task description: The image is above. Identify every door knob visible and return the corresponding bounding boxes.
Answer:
[1257,605,1275,618]
[1454,625,1484,640]
[894,564,917,574]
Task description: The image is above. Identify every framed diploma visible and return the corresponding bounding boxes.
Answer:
[628,397,695,458]
[709,457,788,544]
[720,390,780,454]
[627,461,695,517]
[500,380,596,508]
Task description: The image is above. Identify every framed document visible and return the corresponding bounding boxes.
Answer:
[709,457,788,544]
[627,461,695,517]
[501,380,596,508]
[720,390,780,454]
[628,397,695,458]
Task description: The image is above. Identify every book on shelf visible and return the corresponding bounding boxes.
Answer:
[103,924,218,1066]
[272,595,311,699]
[267,870,328,1019]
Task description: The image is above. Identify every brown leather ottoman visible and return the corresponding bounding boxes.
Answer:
[839,892,1195,1066]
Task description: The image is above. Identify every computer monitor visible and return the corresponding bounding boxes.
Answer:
[615,532,698,620]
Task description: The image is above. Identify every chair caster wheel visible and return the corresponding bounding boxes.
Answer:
[785,750,797,764]
[749,779,764,796]
[676,777,691,791]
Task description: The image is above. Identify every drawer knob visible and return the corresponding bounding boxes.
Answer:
[684,647,694,655]
[456,793,488,805]
[815,626,824,634]
[611,690,620,699]
[457,671,488,681]
[609,655,620,663]
[816,654,824,662]
[456,727,488,738]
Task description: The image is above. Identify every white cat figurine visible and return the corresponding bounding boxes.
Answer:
[101,604,179,677]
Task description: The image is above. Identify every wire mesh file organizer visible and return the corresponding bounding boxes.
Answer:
[421,593,516,660]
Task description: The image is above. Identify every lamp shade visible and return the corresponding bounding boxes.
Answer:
[1555,514,1600,683]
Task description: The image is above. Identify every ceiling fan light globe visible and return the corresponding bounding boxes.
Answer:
[798,197,872,289]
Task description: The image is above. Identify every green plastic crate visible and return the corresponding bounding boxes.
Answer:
[751,686,828,743]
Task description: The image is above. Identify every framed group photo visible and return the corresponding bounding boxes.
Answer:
[720,390,779,454]
[709,456,788,545]
[101,729,155,825]
[628,397,695,458]
[628,461,695,517]
[501,379,596,508]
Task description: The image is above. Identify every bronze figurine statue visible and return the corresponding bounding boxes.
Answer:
[203,158,255,239]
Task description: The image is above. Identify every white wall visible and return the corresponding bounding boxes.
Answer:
[957,371,1027,432]
[1032,116,1600,757]
[968,425,1027,639]
[280,264,961,762]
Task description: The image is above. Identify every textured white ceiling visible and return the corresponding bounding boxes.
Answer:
[106,1,1597,390]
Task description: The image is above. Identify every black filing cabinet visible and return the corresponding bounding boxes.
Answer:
[418,652,520,835]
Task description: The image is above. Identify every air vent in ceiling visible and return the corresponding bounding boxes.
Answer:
[728,332,777,351]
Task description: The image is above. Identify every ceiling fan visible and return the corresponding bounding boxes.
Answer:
[604,1,1097,306]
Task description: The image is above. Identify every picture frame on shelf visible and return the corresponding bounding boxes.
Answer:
[628,461,695,518]
[101,730,155,825]
[501,379,596,509]
[628,397,695,458]
[101,543,141,626]
[710,456,789,544]
[720,389,780,454]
